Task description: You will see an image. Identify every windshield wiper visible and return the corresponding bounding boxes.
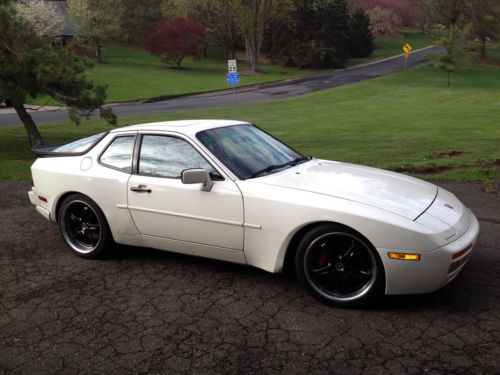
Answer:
[248,156,311,179]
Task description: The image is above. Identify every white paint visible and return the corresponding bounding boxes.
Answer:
[28,120,480,296]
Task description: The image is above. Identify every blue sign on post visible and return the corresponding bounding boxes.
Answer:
[226,72,240,86]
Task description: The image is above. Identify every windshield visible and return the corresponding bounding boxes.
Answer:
[196,124,308,179]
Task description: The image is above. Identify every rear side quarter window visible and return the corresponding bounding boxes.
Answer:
[99,136,135,173]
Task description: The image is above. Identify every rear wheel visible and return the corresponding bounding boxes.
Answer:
[295,224,384,307]
[58,194,112,258]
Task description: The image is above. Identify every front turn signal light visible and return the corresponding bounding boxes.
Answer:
[388,252,421,261]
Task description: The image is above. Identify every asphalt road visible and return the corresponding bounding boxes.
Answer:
[0,47,437,128]
[0,180,498,374]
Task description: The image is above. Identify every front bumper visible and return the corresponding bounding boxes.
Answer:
[381,212,480,295]
[28,190,51,221]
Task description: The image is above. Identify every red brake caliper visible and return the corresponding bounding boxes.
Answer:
[317,251,328,268]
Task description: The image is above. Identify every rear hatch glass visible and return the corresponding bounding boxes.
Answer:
[32,132,107,156]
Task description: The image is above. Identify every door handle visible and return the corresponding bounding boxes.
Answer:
[130,185,152,193]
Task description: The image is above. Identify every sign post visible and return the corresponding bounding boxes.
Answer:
[226,59,239,104]
[402,43,412,72]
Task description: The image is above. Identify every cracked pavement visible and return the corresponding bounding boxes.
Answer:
[0,181,498,374]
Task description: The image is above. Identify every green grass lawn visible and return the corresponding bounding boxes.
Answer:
[30,31,432,105]
[30,48,316,105]
[5,56,498,185]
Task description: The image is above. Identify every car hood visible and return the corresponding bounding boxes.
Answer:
[253,160,437,220]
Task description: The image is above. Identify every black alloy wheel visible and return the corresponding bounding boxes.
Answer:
[295,224,384,307]
[58,194,112,258]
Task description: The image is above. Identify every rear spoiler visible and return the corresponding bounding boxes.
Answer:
[31,144,68,157]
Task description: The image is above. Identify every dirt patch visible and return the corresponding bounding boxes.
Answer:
[393,164,453,174]
[393,158,500,175]
[431,150,464,158]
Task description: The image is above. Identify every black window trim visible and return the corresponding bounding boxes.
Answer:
[134,132,225,181]
[98,134,137,174]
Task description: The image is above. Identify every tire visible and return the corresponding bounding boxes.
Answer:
[295,224,384,307]
[57,193,112,259]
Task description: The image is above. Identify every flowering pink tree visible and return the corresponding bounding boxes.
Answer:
[350,0,424,35]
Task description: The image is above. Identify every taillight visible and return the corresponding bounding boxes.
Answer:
[452,245,472,260]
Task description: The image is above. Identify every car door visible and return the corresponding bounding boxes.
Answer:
[127,133,244,251]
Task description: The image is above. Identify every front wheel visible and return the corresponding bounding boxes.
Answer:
[58,194,112,258]
[295,224,384,307]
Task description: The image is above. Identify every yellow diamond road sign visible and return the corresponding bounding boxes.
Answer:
[402,43,412,59]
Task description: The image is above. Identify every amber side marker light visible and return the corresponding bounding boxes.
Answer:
[388,252,421,261]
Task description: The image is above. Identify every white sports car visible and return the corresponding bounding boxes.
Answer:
[28,120,479,306]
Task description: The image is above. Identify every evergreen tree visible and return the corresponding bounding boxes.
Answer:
[0,0,116,147]
[292,0,353,68]
[433,25,462,87]
[349,8,374,58]
[320,0,352,60]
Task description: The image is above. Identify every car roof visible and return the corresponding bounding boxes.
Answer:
[110,119,250,134]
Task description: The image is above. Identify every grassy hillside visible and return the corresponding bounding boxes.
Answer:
[28,32,432,105]
[4,55,498,185]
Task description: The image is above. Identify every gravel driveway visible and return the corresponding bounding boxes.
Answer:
[0,181,498,374]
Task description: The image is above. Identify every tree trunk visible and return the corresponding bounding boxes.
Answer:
[240,0,271,73]
[13,101,44,147]
[479,36,487,59]
[95,40,103,63]
[245,37,256,72]
[176,53,185,67]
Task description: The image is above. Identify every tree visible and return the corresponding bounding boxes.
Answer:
[432,25,462,87]
[291,0,354,68]
[365,5,401,36]
[349,1,424,30]
[0,0,116,147]
[416,0,499,59]
[319,0,352,60]
[464,0,500,59]
[350,8,374,58]
[121,0,162,44]
[263,0,296,63]
[189,0,242,59]
[144,16,207,67]
[420,0,466,27]
[160,0,192,18]
[67,0,125,63]
[230,0,272,72]
[15,0,65,38]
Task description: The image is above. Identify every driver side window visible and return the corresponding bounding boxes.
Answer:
[138,135,218,178]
